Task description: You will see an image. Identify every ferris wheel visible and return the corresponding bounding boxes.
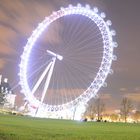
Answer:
[19,4,117,116]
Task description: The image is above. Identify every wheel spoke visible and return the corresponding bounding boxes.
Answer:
[41,57,56,103]
[31,61,53,95]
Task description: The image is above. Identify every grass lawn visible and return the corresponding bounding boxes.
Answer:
[0,114,140,140]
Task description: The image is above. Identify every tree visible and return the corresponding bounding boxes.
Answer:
[120,97,133,122]
[84,99,95,119]
[132,111,140,123]
[95,98,105,121]
[109,114,119,122]
[137,103,140,111]
[85,97,105,121]
[0,80,13,108]
[0,93,5,106]
[0,87,6,106]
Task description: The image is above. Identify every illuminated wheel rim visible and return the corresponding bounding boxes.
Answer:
[19,4,117,112]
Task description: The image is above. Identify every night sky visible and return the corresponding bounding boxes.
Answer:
[0,0,140,111]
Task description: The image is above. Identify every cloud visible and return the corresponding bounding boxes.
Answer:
[0,0,61,74]
[120,88,127,92]
[0,0,58,33]
[0,59,6,69]
[124,93,140,102]
[0,25,17,55]
[0,0,106,56]
[134,87,140,92]
[100,93,112,100]
[0,1,65,56]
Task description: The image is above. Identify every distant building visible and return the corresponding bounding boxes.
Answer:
[0,75,16,108]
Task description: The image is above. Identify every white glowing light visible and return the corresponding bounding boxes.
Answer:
[109,69,114,75]
[19,4,117,119]
[69,4,73,8]
[85,4,90,9]
[93,7,98,13]
[112,55,117,61]
[106,20,112,26]
[113,42,118,48]
[77,3,81,8]
[47,50,63,61]
[103,82,107,87]
[111,30,116,36]
[101,12,106,18]
[57,55,63,61]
